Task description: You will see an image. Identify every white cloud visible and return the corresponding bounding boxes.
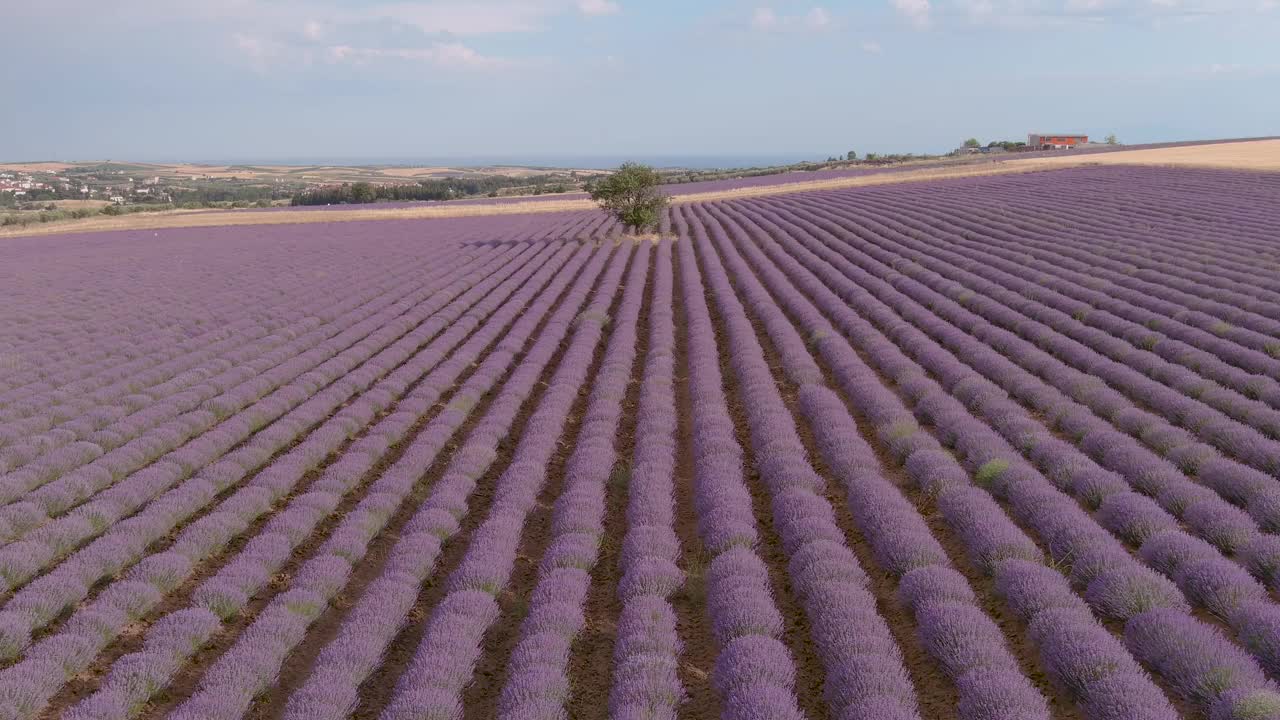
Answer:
[1066,0,1106,11]
[362,2,559,35]
[8,0,563,36]
[576,0,620,16]
[232,32,286,70]
[891,0,931,27]
[957,0,995,20]
[751,7,779,29]
[234,32,268,58]
[1197,61,1280,75]
[804,7,831,28]
[862,40,883,53]
[750,6,834,32]
[326,41,513,69]
[950,0,1276,26]
[208,1,608,72]
[161,1,618,38]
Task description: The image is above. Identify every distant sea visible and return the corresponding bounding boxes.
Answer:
[210,154,826,171]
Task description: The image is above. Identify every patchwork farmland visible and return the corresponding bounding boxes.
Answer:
[3,163,1280,720]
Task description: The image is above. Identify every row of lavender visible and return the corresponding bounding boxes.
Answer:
[0,211,604,406]
[0,242,517,604]
[2,161,1277,720]
[0,213,617,718]
[0,213,610,548]
[444,162,1280,720]
[73,240,588,720]
[667,164,1280,719]
[0,240,548,716]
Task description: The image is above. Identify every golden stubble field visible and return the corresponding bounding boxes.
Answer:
[1007,138,1280,172]
[4,139,1278,238]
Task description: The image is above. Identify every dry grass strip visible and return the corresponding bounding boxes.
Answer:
[6,140,1279,239]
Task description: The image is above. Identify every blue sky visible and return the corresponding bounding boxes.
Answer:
[2,0,1278,164]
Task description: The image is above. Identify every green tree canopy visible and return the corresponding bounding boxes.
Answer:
[350,182,376,203]
[963,138,981,148]
[587,162,669,232]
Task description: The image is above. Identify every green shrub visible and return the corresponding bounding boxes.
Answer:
[588,162,669,232]
[975,458,1011,487]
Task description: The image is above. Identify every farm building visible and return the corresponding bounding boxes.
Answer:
[957,145,1009,155]
[1029,133,1089,150]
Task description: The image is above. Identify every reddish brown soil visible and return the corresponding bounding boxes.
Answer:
[688,232,831,720]
[34,249,538,717]
[112,246,565,718]
[740,225,1086,720]
[698,221,965,720]
[757,209,1202,718]
[668,241,722,719]
[347,244,618,719]
[563,242,653,719]
[464,242,639,719]
[52,457,325,716]
[247,245,589,720]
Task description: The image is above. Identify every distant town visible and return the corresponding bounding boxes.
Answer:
[1,168,177,205]
[0,161,596,227]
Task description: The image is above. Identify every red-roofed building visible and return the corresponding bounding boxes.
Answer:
[1028,133,1089,150]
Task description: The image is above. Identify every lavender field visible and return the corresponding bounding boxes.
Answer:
[2,164,1280,720]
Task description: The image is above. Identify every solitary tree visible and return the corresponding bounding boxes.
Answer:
[588,162,669,232]
[846,150,858,161]
[350,182,376,203]
[1105,134,1119,145]
[963,138,981,148]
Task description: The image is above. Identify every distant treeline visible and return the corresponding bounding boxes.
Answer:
[2,202,177,228]
[171,186,284,204]
[658,153,944,185]
[290,176,573,206]
[0,188,67,204]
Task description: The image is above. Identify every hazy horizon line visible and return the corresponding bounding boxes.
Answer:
[0,152,871,172]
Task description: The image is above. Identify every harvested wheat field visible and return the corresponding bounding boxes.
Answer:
[1013,138,1280,171]
[2,164,1280,720]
